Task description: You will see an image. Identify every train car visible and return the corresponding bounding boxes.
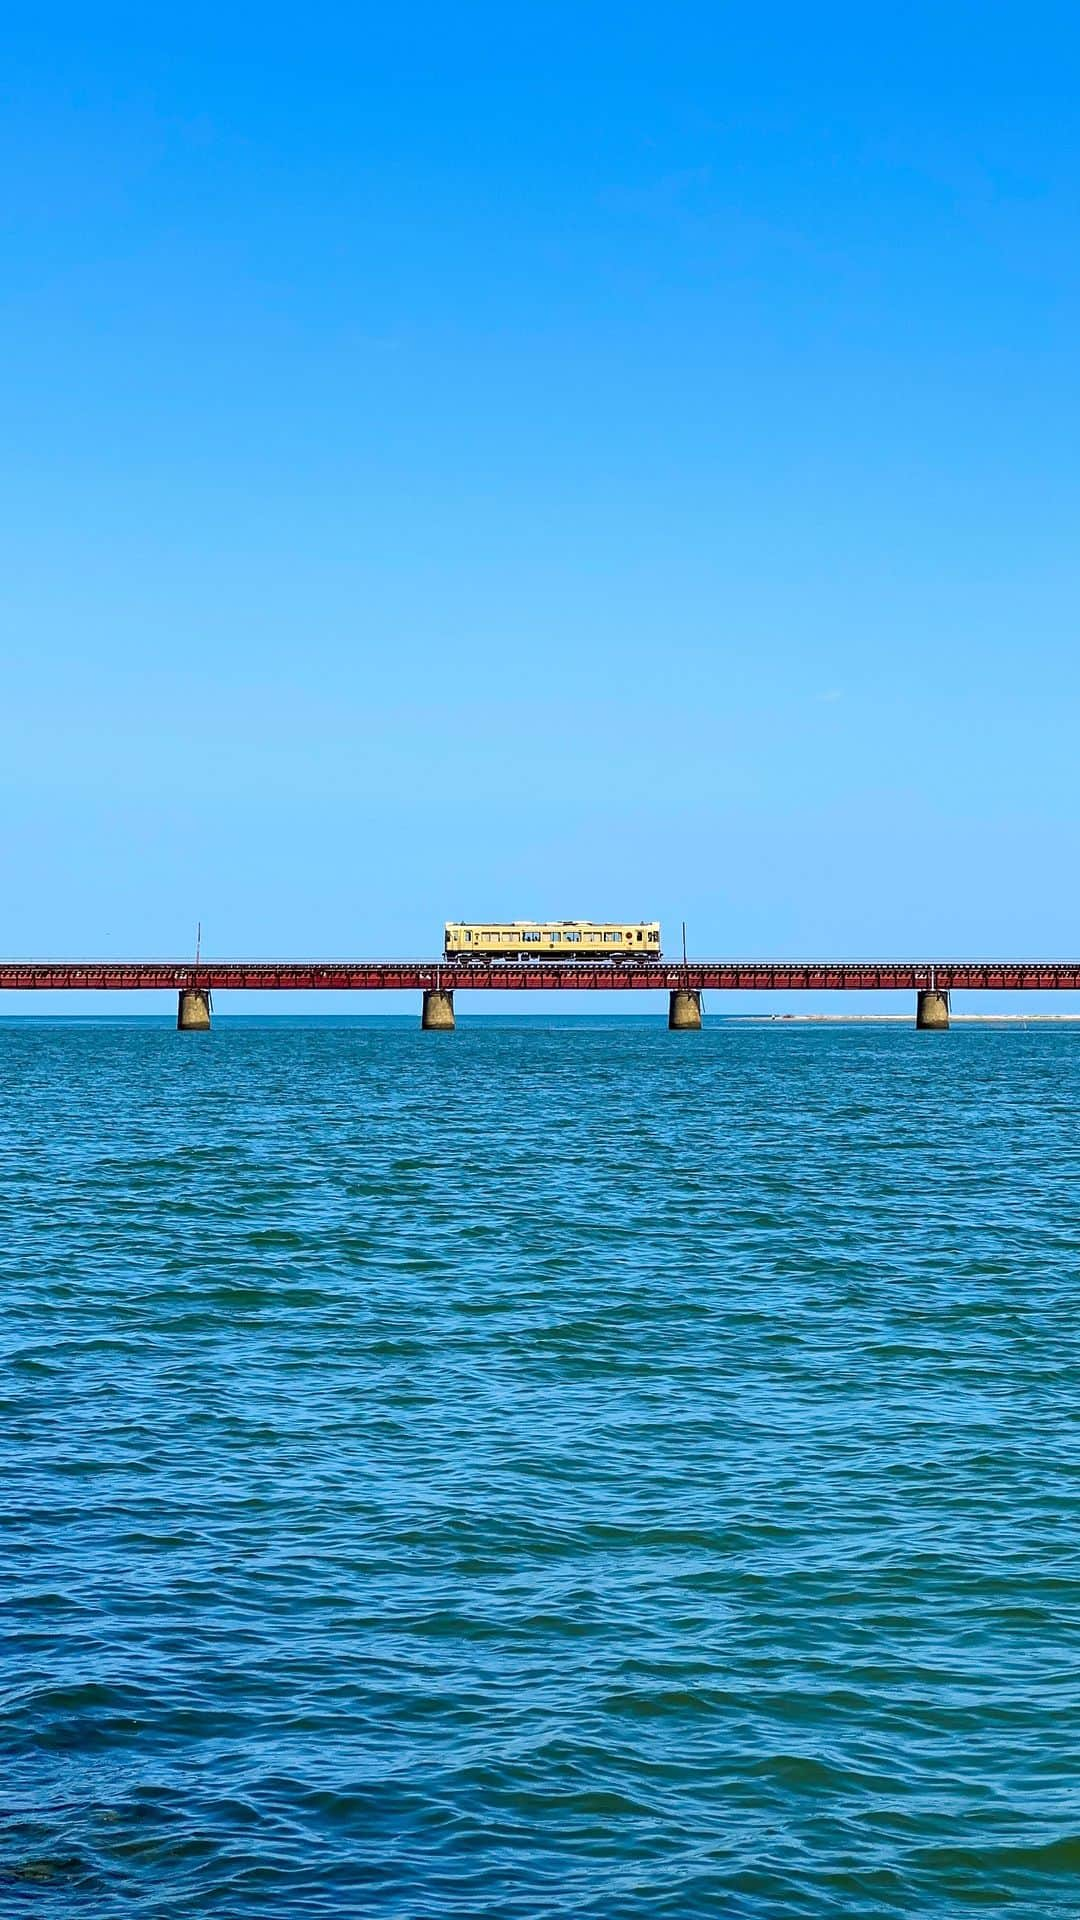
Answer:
[444,921,662,960]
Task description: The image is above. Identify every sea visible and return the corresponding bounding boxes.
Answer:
[2,1016,1079,1917]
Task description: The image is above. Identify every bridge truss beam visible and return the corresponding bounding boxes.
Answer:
[3,962,1080,993]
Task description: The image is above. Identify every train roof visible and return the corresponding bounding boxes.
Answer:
[443,925,661,933]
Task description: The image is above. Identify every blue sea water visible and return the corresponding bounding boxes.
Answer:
[2,1017,1080,1917]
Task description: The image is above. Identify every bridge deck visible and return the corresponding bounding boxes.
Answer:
[3,962,1080,991]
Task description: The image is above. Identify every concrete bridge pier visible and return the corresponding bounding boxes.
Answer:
[177,987,212,1031]
[422,988,455,1031]
[669,988,702,1031]
[916,988,950,1031]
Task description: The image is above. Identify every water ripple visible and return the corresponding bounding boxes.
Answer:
[2,1020,1079,1916]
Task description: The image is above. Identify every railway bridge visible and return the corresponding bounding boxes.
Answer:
[4,960,1080,1029]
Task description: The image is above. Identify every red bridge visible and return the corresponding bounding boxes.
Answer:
[3,960,1080,992]
[3,959,1080,1031]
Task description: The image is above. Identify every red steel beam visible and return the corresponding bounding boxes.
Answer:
[4,961,1080,991]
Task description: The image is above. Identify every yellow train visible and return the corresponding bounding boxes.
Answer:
[444,920,662,959]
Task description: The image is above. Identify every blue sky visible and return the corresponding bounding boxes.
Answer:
[3,3,1079,1012]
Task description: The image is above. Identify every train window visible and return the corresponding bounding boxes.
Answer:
[566,931,581,943]
[550,930,561,941]
[523,930,541,942]
[604,931,619,943]
[636,931,642,941]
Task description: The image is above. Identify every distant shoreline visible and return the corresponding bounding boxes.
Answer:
[740,1013,1080,1023]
